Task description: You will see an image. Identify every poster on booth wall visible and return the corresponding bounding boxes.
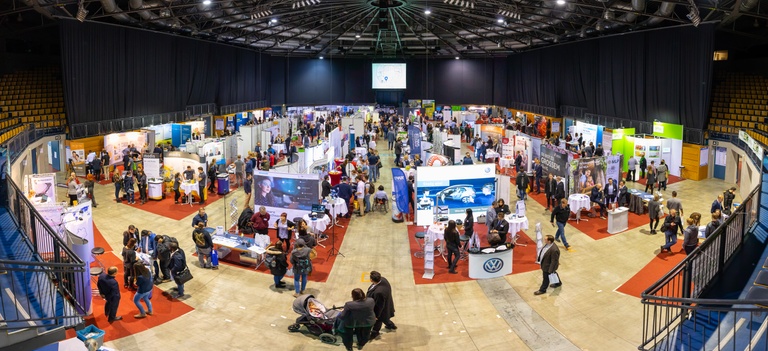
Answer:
[163,151,203,180]
[415,164,496,226]
[501,137,514,158]
[531,137,542,165]
[423,100,435,119]
[514,135,532,172]
[570,157,608,195]
[35,203,65,242]
[23,173,57,205]
[540,145,569,179]
[104,132,147,164]
[479,125,504,145]
[605,155,623,184]
[142,156,161,180]
[252,171,319,220]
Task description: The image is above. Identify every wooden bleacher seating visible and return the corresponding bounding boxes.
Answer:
[707,72,768,145]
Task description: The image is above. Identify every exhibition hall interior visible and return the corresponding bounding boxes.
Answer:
[1,0,768,350]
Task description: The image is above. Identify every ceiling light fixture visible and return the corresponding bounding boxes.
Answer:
[76,0,88,22]
[270,18,278,24]
[424,9,431,15]
[498,6,521,20]
[319,56,324,60]
[355,33,361,38]
[202,0,211,5]
[497,18,504,23]
[556,0,566,5]
[686,6,701,27]
[455,56,460,60]
[292,0,321,10]
[443,0,475,10]
[250,7,273,20]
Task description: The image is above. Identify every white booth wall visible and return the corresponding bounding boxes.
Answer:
[10,135,66,187]
[708,141,761,200]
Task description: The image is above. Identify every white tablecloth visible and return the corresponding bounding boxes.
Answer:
[505,215,529,235]
[485,150,500,160]
[355,147,368,157]
[327,198,348,217]
[303,213,331,234]
[426,223,445,242]
[181,181,199,195]
[272,144,286,154]
[499,157,514,169]
[568,194,591,213]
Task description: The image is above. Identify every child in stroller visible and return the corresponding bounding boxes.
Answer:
[288,294,342,344]
[373,185,389,213]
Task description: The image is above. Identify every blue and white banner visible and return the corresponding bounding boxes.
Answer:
[392,168,410,214]
[407,125,422,156]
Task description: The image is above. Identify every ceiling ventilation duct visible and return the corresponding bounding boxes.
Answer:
[720,0,759,26]
[100,0,137,23]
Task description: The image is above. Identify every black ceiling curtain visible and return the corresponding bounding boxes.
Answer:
[59,21,270,125]
[507,24,714,129]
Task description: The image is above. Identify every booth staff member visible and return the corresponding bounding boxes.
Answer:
[488,212,509,246]
[627,157,638,182]
[603,178,617,208]
[590,184,606,219]
[197,167,207,204]
[251,206,271,235]
[192,208,208,227]
[183,166,195,181]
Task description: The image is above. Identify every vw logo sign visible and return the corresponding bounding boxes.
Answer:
[483,258,504,273]
[484,167,491,173]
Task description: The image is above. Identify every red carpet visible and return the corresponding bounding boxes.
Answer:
[202,217,350,283]
[92,222,113,252]
[118,190,238,221]
[527,191,653,241]
[624,173,683,187]
[66,252,195,342]
[615,241,688,298]
[407,224,540,285]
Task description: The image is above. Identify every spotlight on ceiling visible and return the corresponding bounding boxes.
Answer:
[270,18,278,24]
[686,6,701,27]
[202,0,211,5]
[455,56,460,60]
[355,33,361,38]
[76,0,88,22]
[498,6,521,20]
[443,0,475,10]
[447,17,454,24]
[497,18,504,23]
[250,7,273,20]
[556,0,565,5]
[319,56,324,60]
[424,9,431,15]
[293,0,321,10]
[305,44,311,50]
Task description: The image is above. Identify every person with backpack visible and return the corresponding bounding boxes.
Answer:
[192,223,215,269]
[265,241,290,289]
[290,239,312,297]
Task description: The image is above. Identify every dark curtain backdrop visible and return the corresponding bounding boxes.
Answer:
[60,21,270,124]
[508,24,714,129]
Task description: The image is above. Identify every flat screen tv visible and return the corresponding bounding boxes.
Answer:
[372,63,406,89]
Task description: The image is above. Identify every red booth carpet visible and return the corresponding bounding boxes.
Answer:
[615,241,687,298]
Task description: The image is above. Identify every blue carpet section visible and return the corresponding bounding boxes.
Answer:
[0,208,76,330]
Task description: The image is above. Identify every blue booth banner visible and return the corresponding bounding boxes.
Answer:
[391,168,410,214]
[408,125,422,156]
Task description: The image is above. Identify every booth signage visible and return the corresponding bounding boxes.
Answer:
[483,258,504,273]
[391,168,410,214]
[540,145,569,178]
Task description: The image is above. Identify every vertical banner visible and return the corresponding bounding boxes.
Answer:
[605,155,622,183]
[530,137,542,164]
[391,168,410,214]
[408,125,422,156]
[514,135,532,172]
[501,137,514,158]
[142,155,161,179]
[539,145,569,179]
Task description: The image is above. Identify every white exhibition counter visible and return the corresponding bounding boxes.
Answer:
[468,247,513,279]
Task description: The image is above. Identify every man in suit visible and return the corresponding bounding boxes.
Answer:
[603,178,618,209]
[590,184,606,219]
[544,174,557,211]
[711,194,724,214]
[321,175,332,198]
[618,180,629,207]
[368,271,396,340]
[533,158,543,194]
[489,211,510,245]
[534,235,561,295]
[97,266,122,322]
[333,177,354,218]
[555,176,566,205]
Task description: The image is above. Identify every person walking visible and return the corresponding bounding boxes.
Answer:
[656,160,668,191]
[97,266,122,322]
[660,209,684,253]
[444,220,460,274]
[243,173,253,207]
[338,288,376,351]
[644,166,656,194]
[534,235,561,295]
[192,223,214,269]
[550,198,572,251]
[639,153,647,179]
[154,235,171,283]
[386,128,396,150]
[123,170,135,204]
[173,173,182,204]
[648,194,661,234]
[168,241,188,299]
[234,155,245,187]
[516,170,529,201]
[666,191,684,218]
[265,241,290,289]
[368,271,396,340]
[290,239,312,297]
[682,217,699,255]
[555,176,566,205]
[132,264,153,319]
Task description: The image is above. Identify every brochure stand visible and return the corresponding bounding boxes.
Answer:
[423,235,435,279]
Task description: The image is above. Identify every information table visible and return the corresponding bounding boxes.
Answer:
[499,156,514,169]
[147,179,164,200]
[302,213,331,234]
[468,247,513,279]
[607,207,629,234]
[211,232,270,268]
[505,214,529,245]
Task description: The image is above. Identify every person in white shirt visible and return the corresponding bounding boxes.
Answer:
[356,176,366,217]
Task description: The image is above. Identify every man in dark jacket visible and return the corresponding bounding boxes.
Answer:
[489,211,510,245]
[594,143,604,157]
[333,177,354,218]
[154,235,171,282]
[533,158,543,194]
[168,242,187,298]
[197,167,206,205]
[192,223,214,269]
[192,208,208,228]
[660,209,685,253]
[723,187,736,215]
[590,184,606,219]
[534,235,561,295]
[550,198,572,250]
[97,266,122,322]
[321,175,332,198]
[368,271,396,340]
[544,173,557,211]
[514,151,523,172]
[555,176,566,204]
[516,170,529,201]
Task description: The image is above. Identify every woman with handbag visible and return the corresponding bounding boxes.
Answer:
[290,239,313,297]
[168,241,190,299]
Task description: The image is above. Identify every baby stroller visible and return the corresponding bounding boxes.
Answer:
[287,294,341,344]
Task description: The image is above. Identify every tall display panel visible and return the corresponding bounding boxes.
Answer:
[415,164,496,226]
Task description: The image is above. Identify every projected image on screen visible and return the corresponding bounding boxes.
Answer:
[372,63,406,89]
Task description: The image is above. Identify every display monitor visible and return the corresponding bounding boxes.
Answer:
[372,63,406,89]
